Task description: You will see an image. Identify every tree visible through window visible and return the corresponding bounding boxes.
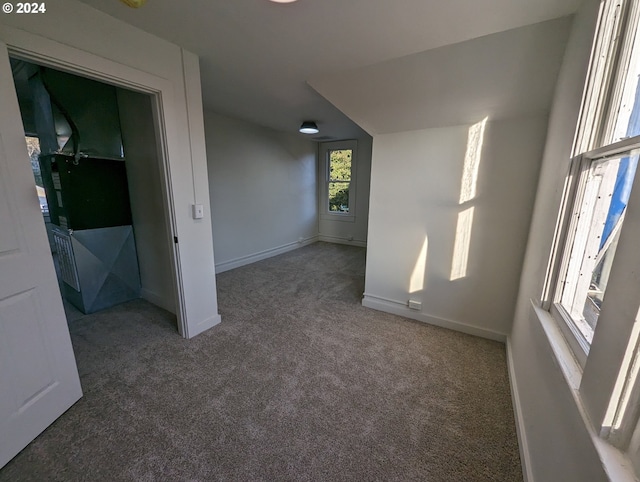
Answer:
[26,136,42,186]
[25,135,48,214]
[328,149,352,213]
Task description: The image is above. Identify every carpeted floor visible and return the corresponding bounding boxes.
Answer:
[0,242,522,481]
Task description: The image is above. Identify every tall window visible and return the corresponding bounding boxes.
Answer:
[550,0,640,361]
[328,149,352,213]
[548,0,640,462]
[320,140,357,220]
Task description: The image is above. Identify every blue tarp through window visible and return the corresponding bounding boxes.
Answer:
[600,76,640,249]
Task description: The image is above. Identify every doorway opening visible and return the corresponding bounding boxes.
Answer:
[10,58,179,327]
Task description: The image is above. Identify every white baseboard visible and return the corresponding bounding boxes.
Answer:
[361,293,507,342]
[215,236,319,273]
[140,288,176,314]
[506,337,534,482]
[187,313,222,339]
[318,234,367,248]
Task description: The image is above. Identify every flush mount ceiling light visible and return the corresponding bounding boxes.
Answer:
[120,0,147,8]
[299,121,319,134]
[269,0,298,3]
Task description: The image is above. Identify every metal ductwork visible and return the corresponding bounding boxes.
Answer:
[19,61,141,314]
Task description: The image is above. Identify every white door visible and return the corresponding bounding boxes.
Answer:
[0,43,82,469]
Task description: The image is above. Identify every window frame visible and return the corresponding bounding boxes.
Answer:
[319,139,357,222]
[543,0,640,463]
[546,0,640,363]
[548,138,640,367]
[572,0,635,156]
[601,0,640,145]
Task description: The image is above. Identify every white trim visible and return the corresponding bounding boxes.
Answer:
[530,301,637,482]
[585,136,640,160]
[550,302,590,368]
[2,26,169,95]
[318,235,367,248]
[319,139,358,219]
[506,337,534,482]
[0,24,193,336]
[180,49,198,204]
[215,236,319,273]
[319,213,356,223]
[362,293,507,342]
[141,288,176,315]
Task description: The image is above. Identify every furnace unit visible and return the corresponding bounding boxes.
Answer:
[41,153,141,314]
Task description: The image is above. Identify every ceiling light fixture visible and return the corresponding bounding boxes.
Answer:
[269,0,298,3]
[299,121,319,134]
[120,0,147,8]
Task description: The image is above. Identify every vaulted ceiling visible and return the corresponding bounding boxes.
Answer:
[76,0,582,139]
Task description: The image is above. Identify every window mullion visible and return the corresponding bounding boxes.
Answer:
[563,172,603,321]
[553,156,591,306]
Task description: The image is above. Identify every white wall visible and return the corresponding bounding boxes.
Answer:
[0,0,220,338]
[363,116,547,339]
[118,89,176,314]
[308,17,573,340]
[204,111,318,272]
[509,0,613,480]
[318,135,372,246]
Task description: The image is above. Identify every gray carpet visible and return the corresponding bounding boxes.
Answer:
[0,242,522,481]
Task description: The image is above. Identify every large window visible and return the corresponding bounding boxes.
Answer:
[551,0,640,362]
[547,0,640,464]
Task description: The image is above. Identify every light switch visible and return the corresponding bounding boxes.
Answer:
[192,203,204,219]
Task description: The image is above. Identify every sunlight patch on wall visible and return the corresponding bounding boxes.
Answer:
[459,118,488,204]
[410,236,429,294]
[450,207,474,281]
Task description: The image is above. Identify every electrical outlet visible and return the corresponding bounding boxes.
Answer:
[408,300,422,310]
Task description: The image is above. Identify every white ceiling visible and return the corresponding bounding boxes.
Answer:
[76,0,582,140]
[310,17,573,135]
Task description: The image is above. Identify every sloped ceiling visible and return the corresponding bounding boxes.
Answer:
[76,0,581,139]
[309,17,573,135]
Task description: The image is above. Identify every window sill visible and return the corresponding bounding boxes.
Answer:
[320,213,355,223]
[530,300,636,481]
[549,302,590,369]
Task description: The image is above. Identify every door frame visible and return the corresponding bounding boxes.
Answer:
[2,31,188,335]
